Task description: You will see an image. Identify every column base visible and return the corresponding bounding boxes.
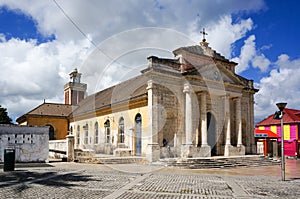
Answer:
[225,144,245,157]
[146,144,160,162]
[181,144,195,158]
[198,145,211,157]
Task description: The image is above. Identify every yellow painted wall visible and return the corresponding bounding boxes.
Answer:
[258,126,265,130]
[284,124,290,140]
[70,106,149,155]
[27,117,69,140]
[270,125,277,134]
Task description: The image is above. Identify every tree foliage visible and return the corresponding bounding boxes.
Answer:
[0,105,13,124]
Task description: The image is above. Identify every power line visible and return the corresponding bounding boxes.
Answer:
[52,0,132,69]
[53,0,99,50]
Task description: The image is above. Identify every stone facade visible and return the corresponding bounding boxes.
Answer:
[0,125,49,162]
[68,42,257,162]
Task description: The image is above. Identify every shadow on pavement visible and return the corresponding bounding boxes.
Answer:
[0,162,55,169]
[0,170,101,194]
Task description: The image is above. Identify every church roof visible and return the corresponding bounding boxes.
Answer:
[16,103,75,123]
[71,75,148,117]
[24,103,74,117]
[256,108,300,126]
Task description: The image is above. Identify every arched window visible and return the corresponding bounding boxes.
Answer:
[47,125,55,140]
[84,124,89,144]
[104,120,110,143]
[119,117,125,143]
[95,122,99,144]
[77,125,80,145]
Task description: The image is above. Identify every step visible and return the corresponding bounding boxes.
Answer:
[75,156,147,164]
[166,156,281,169]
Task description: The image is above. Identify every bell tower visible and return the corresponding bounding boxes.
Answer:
[64,68,87,105]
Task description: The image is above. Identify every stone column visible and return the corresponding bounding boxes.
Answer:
[250,95,257,154]
[236,97,243,146]
[235,97,245,155]
[181,83,194,158]
[201,92,208,146]
[66,134,74,162]
[224,94,233,157]
[225,95,231,145]
[146,80,160,162]
[184,83,193,145]
[197,91,211,157]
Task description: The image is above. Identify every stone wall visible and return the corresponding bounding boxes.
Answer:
[156,85,180,148]
[0,125,49,162]
[49,139,67,159]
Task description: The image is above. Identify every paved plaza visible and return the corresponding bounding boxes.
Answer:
[0,160,300,199]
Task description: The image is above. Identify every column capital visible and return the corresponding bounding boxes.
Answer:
[220,93,231,101]
[200,91,208,100]
[146,80,154,90]
[183,83,192,93]
[198,90,208,95]
[232,95,242,101]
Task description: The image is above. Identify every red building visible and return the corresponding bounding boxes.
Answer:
[255,108,300,158]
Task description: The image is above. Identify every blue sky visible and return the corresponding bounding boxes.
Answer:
[0,6,55,43]
[0,0,299,123]
[237,1,300,81]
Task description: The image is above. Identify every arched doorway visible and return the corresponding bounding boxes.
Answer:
[47,125,55,140]
[135,114,142,156]
[207,112,217,156]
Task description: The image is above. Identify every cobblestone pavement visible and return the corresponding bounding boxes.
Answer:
[0,161,300,199]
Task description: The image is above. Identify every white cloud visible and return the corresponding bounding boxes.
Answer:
[0,33,5,42]
[206,16,254,58]
[0,37,90,120]
[0,0,267,121]
[0,0,265,43]
[232,35,271,73]
[255,54,300,122]
[252,54,271,72]
[261,44,272,50]
[232,35,256,72]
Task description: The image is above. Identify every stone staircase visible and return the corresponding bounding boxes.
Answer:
[163,155,281,169]
[75,155,147,164]
[74,152,280,168]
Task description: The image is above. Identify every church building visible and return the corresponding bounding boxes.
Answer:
[18,37,258,162]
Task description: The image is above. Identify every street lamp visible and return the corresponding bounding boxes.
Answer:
[274,102,287,181]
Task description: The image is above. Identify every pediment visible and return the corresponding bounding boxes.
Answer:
[182,58,245,86]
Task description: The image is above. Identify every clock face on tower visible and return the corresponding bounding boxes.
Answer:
[74,76,79,83]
